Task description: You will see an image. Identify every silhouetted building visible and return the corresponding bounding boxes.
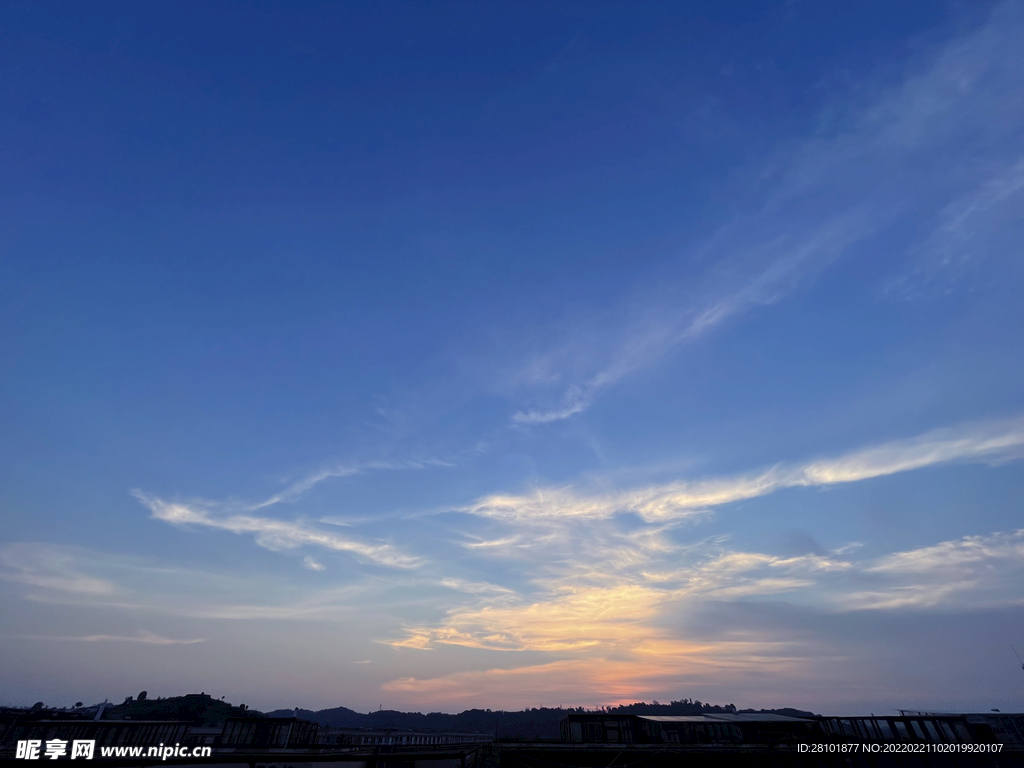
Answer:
[218,716,318,749]
[320,727,491,747]
[561,711,1024,747]
[560,713,817,745]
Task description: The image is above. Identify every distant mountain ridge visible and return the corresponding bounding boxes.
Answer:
[267,699,819,739]
[15,693,815,739]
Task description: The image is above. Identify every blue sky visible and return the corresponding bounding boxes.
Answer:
[1,0,1022,715]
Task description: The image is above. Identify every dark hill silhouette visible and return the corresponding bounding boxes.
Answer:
[267,699,818,740]
[103,694,259,726]
[83,693,816,737]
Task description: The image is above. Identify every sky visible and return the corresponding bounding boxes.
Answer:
[1,0,1022,717]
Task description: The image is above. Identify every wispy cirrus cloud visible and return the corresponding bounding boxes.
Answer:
[0,543,117,596]
[413,417,1024,659]
[382,532,1024,708]
[0,541,521,624]
[511,2,1024,423]
[124,452,456,575]
[133,492,419,569]
[388,529,1024,662]
[885,156,1024,299]
[392,583,663,652]
[511,212,869,425]
[252,457,453,510]
[385,417,1024,698]
[467,415,1024,524]
[18,632,204,645]
[867,530,1024,575]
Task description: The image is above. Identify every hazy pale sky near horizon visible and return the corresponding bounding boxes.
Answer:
[1,1,1023,716]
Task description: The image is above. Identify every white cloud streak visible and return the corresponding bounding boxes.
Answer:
[252,457,453,509]
[512,2,1024,422]
[392,529,1024,653]
[866,530,1024,575]
[388,416,1024,665]
[133,492,419,569]
[468,416,1024,523]
[378,525,1024,707]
